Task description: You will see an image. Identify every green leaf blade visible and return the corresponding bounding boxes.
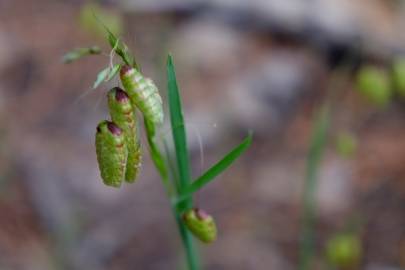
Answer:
[167,55,192,202]
[176,134,252,207]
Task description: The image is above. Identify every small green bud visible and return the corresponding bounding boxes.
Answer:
[356,65,391,107]
[183,208,217,243]
[326,233,362,268]
[95,120,128,187]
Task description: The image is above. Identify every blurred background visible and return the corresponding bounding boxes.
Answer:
[1,0,405,269]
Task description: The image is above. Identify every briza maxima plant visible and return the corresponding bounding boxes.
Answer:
[64,24,252,270]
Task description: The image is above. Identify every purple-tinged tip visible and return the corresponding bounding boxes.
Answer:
[195,208,210,220]
[120,65,132,77]
[113,87,129,102]
[107,121,122,136]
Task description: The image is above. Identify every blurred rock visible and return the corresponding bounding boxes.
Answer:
[253,157,304,204]
[206,232,293,270]
[366,264,403,270]
[121,0,404,59]
[317,157,354,217]
[119,0,203,12]
[227,50,320,137]
[0,29,34,97]
[170,17,246,78]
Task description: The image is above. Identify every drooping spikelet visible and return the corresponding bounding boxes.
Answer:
[120,65,164,124]
[95,120,127,187]
[107,87,142,182]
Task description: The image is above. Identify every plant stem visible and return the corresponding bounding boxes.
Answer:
[173,206,200,270]
[299,105,330,270]
[145,122,200,270]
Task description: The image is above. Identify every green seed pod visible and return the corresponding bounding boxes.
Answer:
[120,65,164,124]
[95,120,127,187]
[356,65,391,107]
[183,208,217,243]
[108,87,142,182]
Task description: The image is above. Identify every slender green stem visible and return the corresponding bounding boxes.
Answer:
[173,205,200,270]
[299,105,330,270]
[145,123,199,270]
[144,119,172,195]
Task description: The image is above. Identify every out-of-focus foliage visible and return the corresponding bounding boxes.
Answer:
[79,2,123,39]
[326,233,362,269]
[356,66,391,107]
[392,58,405,96]
[335,132,357,158]
[62,46,101,63]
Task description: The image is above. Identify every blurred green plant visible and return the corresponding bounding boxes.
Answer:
[64,25,252,270]
[356,65,391,107]
[392,58,405,96]
[79,3,123,39]
[335,131,357,158]
[326,232,362,269]
[61,46,101,64]
[299,104,330,270]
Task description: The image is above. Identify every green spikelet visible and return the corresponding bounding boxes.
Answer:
[95,120,127,187]
[120,65,164,124]
[183,208,217,243]
[108,87,142,182]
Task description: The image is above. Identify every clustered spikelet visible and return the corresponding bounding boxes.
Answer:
[95,66,164,186]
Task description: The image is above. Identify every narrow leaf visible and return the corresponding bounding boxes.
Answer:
[62,46,101,64]
[93,66,110,89]
[106,64,121,81]
[167,54,192,204]
[176,134,252,206]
